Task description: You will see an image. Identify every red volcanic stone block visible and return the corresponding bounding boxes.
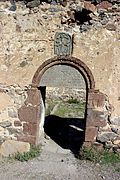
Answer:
[18,105,40,122]
[88,90,106,108]
[67,10,75,22]
[23,122,38,136]
[85,127,98,142]
[86,109,107,127]
[17,135,36,145]
[25,88,40,106]
[84,1,96,13]
[97,1,112,10]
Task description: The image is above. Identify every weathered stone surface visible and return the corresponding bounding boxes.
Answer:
[23,122,38,136]
[54,32,72,56]
[110,117,120,126]
[25,88,40,106]
[86,109,107,127]
[68,10,75,21]
[26,0,41,8]
[105,141,113,149]
[105,23,116,31]
[18,105,40,122]
[0,93,14,111]
[113,140,120,145]
[97,132,118,143]
[85,127,98,142]
[7,127,22,135]
[0,126,8,136]
[88,91,106,109]
[97,1,112,10]
[84,1,96,13]
[8,108,18,118]
[0,140,30,157]
[99,123,111,132]
[0,121,12,128]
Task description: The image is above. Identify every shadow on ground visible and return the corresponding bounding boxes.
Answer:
[44,115,86,155]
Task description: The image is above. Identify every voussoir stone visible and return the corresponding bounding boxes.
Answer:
[0,140,30,157]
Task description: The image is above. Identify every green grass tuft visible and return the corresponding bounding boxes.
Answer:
[100,150,120,164]
[79,147,120,165]
[14,145,41,162]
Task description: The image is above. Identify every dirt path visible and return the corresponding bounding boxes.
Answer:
[0,137,120,180]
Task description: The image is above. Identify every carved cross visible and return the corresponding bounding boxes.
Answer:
[54,32,72,56]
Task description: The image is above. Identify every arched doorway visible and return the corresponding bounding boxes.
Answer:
[32,57,95,89]
[18,57,99,148]
[38,64,87,153]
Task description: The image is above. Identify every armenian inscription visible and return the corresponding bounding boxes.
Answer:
[54,32,72,56]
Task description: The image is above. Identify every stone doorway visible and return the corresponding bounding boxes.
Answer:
[18,57,102,148]
[38,64,87,153]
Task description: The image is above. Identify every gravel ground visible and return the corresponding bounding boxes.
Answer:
[0,138,120,180]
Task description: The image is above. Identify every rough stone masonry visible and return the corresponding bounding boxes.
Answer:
[0,0,120,156]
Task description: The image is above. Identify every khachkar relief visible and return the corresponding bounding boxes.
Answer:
[54,32,72,56]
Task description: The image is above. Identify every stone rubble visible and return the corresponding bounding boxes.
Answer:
[86,91,120,152]
[1,1,119,33]
[97,115,120,152]
[30,0,120,33]
[0,139,30,157]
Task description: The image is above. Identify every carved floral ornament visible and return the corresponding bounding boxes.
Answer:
[54,32,73,56]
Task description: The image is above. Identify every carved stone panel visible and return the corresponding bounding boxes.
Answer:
[54,32,72,56]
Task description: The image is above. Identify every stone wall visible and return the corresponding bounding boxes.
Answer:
[0,0,120,155]
[85,90,120,152]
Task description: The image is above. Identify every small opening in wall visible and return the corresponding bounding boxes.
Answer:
[75,8,92,25]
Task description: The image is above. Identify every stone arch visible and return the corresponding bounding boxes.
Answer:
[18,56,107,147]
[32,56,95,90]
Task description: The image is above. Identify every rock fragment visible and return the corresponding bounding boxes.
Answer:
[0,140,30,157]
